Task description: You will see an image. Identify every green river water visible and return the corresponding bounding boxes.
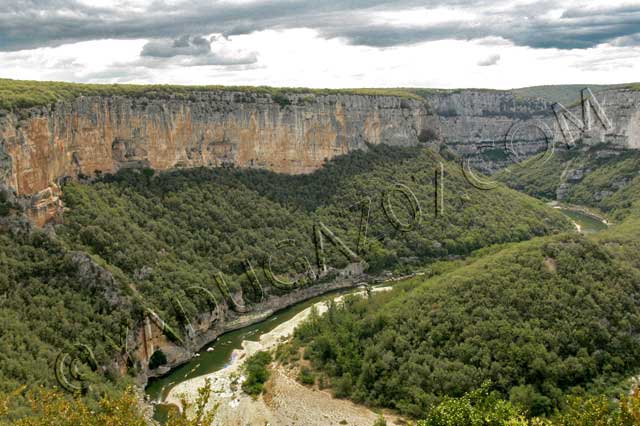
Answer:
[145,287,359,423]
[557,208,609,234]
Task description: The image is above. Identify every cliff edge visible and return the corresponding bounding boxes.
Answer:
[0,89,437,225]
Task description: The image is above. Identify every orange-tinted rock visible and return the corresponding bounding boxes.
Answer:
[28,184,64,227]
[0,92,436,225]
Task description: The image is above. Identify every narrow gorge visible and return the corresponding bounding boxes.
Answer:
[1,82,639,405]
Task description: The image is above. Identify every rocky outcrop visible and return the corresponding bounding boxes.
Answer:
[40,231,369,386]
[578,88,640,149]
[424,90,553,173]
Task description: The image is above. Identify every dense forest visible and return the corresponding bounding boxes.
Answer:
[56,144,570,339]
[0,144,571,419]
[498,145,640,221]
[1,139,639,424]
[0,229,138,415]
[294,229,640,417]
[291,144,640,421]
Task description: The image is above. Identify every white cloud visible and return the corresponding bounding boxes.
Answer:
[1,2,640,89]
[0,39,146,82]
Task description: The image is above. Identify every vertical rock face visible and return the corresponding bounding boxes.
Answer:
[423,88,640,173]
[578,89,640,149]
[1,86,638,226]
[0,91,435,225]
[426,90,552,152]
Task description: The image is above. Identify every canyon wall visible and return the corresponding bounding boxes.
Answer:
[64,238,368,386]
[136,271,366,384]
[423,87,640,173]
[1,86,639,226]
[0,91,435,225]
[1,84,638,386]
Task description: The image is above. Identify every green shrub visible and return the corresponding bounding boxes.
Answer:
[419,382,522,426]
[332,373,353,399]
[372,415,387,426]
[0,190,13,216]
[298,366,315,385]
[417,128,438,143]
[272,93,291,108]
[242,351,272,397]
[414,385,640,426]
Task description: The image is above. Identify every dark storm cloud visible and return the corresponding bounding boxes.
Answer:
[139,35,258,66]
[0,0,425,50]
[323,23,487,47]
[511,4,640,49]
[1,0,640,52]
[141,35,212,58]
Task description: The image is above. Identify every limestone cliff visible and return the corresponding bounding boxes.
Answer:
[420,87,640,173]
[136,272,366,384]
[0,91,435,225]
[2,85,639,226]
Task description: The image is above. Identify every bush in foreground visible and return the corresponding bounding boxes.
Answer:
[242,351,273,397]
[415,383,640,426]
[0,380,219,426]
[0,386,146,426]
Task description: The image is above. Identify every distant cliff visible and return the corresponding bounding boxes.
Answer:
[420,87,640,173]
[0,90,436,225]
[1,83,639,226]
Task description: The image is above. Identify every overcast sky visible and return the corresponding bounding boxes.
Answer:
[1,0,639,89]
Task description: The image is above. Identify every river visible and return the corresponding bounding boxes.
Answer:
[145,207,607,423]
[556,207,609,234]
[145,286,363,423]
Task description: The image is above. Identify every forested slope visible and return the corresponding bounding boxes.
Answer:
[0,229,137,418]
[498,145,640,221]
[291,144,640,421]
[294,228,640,417]
[56,145,570,333]
[0,144,571,417]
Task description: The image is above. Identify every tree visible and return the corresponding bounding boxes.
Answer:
[169,378,219,426]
